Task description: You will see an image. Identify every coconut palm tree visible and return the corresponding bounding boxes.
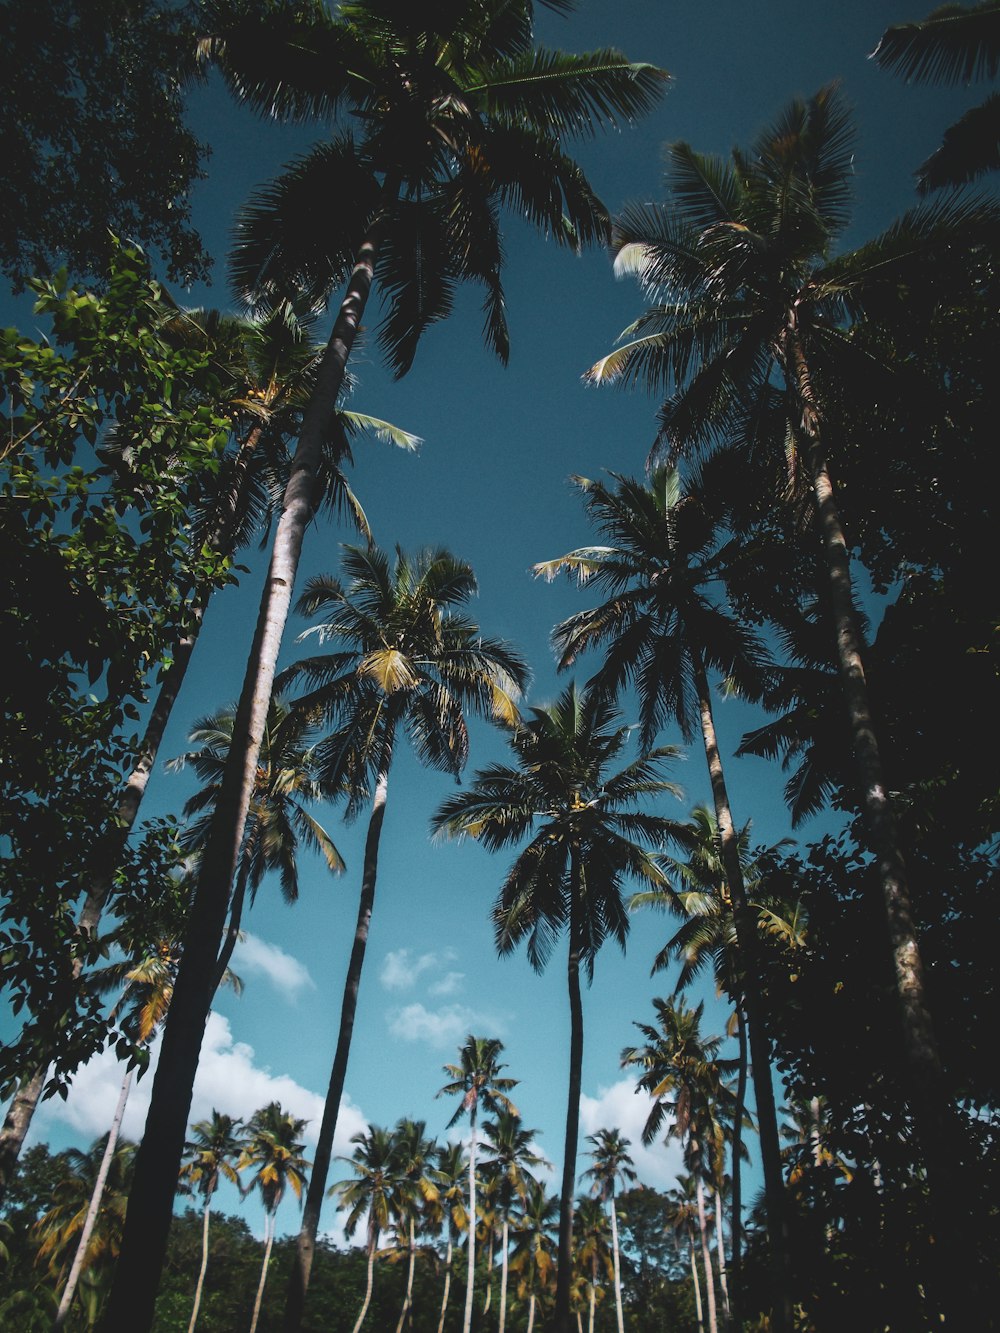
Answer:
[330,1124,403,1333]
[434,681,686,1332]
[481,1109,550,1333]
[34,1135,135,1317]
[572,1195,612,1333]
[113,9,667,1316]
[581,1129,636,1333]
[438,1036,520,1333]
[537,465,791,1311]
[584,93,995,1239]
[622,995,740,1333]
[169,695,345,988]
[239,1102,310,1333]
[509,1179,560,1333]
[427,1141,469,1333]
[873,1,1000,191]
[278,545,527,1326]
[387,1118,438,1333]
[178,1111,246,1333]
[665,1173,706,1332]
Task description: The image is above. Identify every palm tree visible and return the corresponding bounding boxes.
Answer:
[388,1118,438,1333]
[509,1179,559,1333]
[573,1195,613,1333]
[581,1129,636,1333]
[434,681,686,1332]
[481,1109,550,1333]
[873,1,1000,191]
[178,1111,246,1333]
[53,937,185,1327]
[537,465,790,1311]
[239,1102,310,1333]
[0,304,411,1196]
[169,695,345,988]
[281,544,527,1326]
[330,1125,402,1333]
[622,995,740,1333]
[634,805,802,1297]
[113,7,667,1315]
[583,91,995,1309]
[34,1136,136,1315]
[665,1173,706,1332]
[438,1036,519,1333]
[427,1141,469,1333]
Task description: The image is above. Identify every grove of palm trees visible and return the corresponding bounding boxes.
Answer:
[1,1,997,1330]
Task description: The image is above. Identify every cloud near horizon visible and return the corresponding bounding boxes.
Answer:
[31,1011,366,1156]
[579,1078,683,1189]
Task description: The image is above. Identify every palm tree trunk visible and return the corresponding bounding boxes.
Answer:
[437,1235,453,1333]
[462,1106,478,1333]
[695,1173,718,1333]
[498,1217,510,1333]
[714,1186,731,1321]
[0,1066,45,1202]
[55,1065,134,1326]
[482,1227,494,1316]
[783,333,968,1320]
[692,648,792,1333]
[527,1292,537,1333]
[784,335,943,1104]
[212,831,256,994]
[250,1213,276,1333]
[731,1003,748,1305]
[588,1264,596,1333]
[610,1197,624,1333]
[352,1232,378,1333]
[555,856,585,1333]
[188,1195,213,1333]
[395,1217,416,1333]
[103,220,386,1331]
[691,1241,705,1333]
[287,741,394,1332]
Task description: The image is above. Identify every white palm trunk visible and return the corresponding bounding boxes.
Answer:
[498,1216,510,1333]
[462,1109,478,1333]
[352,1232,378,1333]
[54,1065,134,1326]
[188,1193,214,1332]
[714,1187,730,1320]
[437,1235,453,1333]
[610,1196,625,1333]
[691,1241,705,1333]
[395,1217,416,1333]
[696,1174,718,1333]
[249,1212,276,1333]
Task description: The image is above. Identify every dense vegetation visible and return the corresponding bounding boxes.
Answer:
[1,1,998,1330]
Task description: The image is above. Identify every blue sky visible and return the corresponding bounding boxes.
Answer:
[13,0,982,1244]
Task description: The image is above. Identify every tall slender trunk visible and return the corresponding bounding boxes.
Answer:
[102,226,384,1332]
[695,1171,718,1333]
[783,331,965,1321]
[482,1225,494,1316]
[731,1003,748,1303]
[212,831,255,995]
[0,1067,45,1201]
[188,1194,214,1333]
[555,854,584,1333]
[609,1196,624,1333]
[462,1106,478,1333]
[287,740,394,1331]
[0,432,263,1195]
[437,1235,453,1333]
[691,1240,705,1333]
[55,1065,134,1326]
[352,1230,379,1333]
[395,1216,416,1333]
[527,1291,537,1333]
[692,648,791,1333]
[784,335,942,1108]
[249,1213,276,1333]
[588,1256,596,1333]
[714,1186,731,1321]
[498,1216,510,1333]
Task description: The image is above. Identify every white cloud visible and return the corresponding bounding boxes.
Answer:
[579,1078,683,1189]
[386,1002,507,1048]
[231,933,314,1000]
[428,971,465,998]
[378,947,458,992]
[32,1011,366,1160]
